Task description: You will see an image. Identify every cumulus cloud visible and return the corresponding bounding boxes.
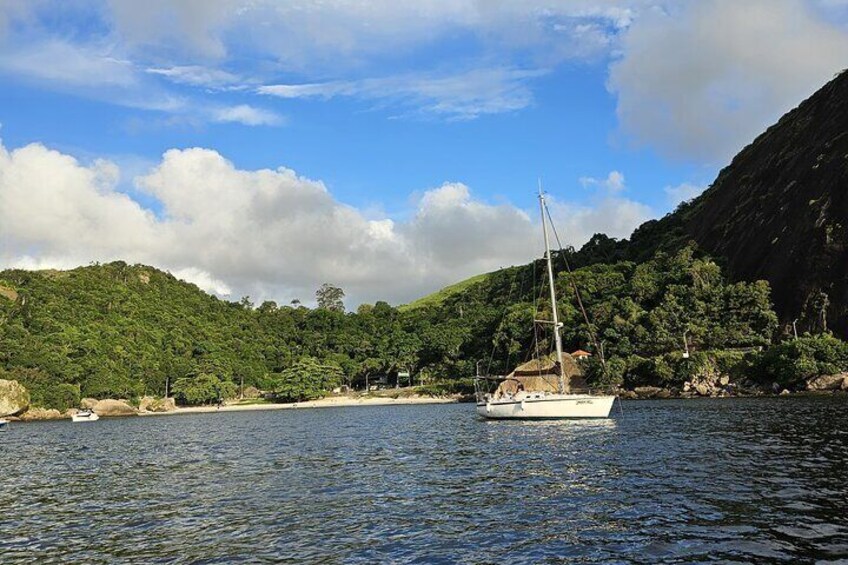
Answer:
[0,139,652,305]
[579,170,626,194]
[608,0,848,162]
[560,170,652,239]
[550,197,651,243]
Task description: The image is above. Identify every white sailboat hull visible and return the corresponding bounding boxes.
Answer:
[477,393,615,419]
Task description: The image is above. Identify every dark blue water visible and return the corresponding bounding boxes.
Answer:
[2,397,848,563]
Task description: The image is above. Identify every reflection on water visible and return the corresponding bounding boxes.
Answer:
[1,397,847,563]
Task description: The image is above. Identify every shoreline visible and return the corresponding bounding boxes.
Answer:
[139,394,461,417]
[5,390,847,422]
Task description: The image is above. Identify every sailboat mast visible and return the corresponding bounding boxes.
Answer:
[538,183,565,394]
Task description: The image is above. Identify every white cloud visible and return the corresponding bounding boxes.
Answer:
[260,68,547,119]
[664,182,705,206]
[0,39,282,126]
[103,1,631,65]
[579,170,626,194]
[171,267,233,296]
[0,139,653,305]
[547,195,652,245]
[146,65,242,88]
[0,40,137,88]
[608,0,848,162]
[211,104,283,126]
[7,1,848,145]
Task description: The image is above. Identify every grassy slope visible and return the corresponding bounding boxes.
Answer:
[399,272,491,311]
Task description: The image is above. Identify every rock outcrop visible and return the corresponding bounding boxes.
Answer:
[92,399,137,417]
[0,379,30,417]
[633,386,663,399]
[138,396,176,413]
[19,407,63,421]
[81,397,99,410]
[806,373,848,391]
[242,386,262,399]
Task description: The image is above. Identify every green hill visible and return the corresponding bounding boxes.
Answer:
[400,272,491,311]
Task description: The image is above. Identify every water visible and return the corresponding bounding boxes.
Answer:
[2,397,848,564]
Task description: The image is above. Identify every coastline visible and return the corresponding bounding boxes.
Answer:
[139,394,461,417]
[6,389,847,422]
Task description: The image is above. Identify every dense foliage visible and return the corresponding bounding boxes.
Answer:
[751,334,848,387]
[0,240,842,410]
[268,357,343,402]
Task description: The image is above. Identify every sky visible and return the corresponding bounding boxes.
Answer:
[1,0,848,307]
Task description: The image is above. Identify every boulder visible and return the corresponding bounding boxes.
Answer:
[780,389,791,396]
[19,407,64,421]
[242,386,261,399]
[634,386,662,399]
[682,381,692,392]
[619,390,638,400]
[719,375,730,386]
[138,396,176,413]
[806,373,848,391]
[0,379,30,417]
[695,383,711,396]
[656,388,673,399]
[93,399,137,417]
[81,397,99,410]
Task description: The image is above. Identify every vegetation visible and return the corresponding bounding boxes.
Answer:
[171,372,238,406]
[751,334,848,387]
[268,357,343,402]
[0,237,845,411]
[315,283,346,313]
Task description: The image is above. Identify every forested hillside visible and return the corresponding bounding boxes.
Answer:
[574,71,848,337]
[1,240,803,410]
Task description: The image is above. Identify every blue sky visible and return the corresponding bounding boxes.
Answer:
[1,1,847,305]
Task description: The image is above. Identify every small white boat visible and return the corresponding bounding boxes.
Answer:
[0,418,8,431]
[72,409,100,423]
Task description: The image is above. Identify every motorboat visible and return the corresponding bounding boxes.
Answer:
[72,409,100,423]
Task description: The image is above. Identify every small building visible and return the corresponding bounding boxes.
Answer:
[571,349,592,361]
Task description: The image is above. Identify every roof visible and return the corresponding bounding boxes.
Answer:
[571,349,592,357]
[495,352,587,394]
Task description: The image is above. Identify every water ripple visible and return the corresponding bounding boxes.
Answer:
[2,397,848,563]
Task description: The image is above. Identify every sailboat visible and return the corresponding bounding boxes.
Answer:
[474,188,616,419]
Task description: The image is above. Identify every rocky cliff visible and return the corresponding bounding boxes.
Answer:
[624,71,848,337]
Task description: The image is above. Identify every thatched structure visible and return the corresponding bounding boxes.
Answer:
[495,352,587,396]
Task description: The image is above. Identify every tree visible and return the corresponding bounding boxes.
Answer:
[271,357,342,402]
[316,283,345,312]
[171,372,237,406]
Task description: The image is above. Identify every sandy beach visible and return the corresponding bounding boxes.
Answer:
[139,395,461,417]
